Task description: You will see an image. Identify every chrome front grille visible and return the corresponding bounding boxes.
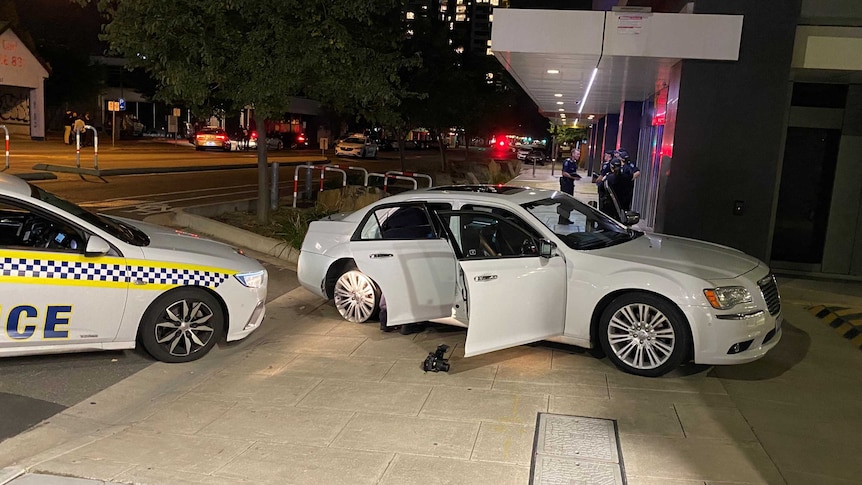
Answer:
[758,274,781,316]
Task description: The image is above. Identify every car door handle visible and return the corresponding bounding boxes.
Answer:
[474,275,498,281]
[369,253,393,259]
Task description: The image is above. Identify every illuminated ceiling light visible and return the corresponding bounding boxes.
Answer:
[554,93,563,97]
[578,68,598,114]
[556,101,564,105]
[587,114,595,120]
[560,114,566,118]
[558,108,565,112]
[546,69,559,74]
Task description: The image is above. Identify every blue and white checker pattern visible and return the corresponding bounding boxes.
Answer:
[128,265,228,287]
[1,257,228,288]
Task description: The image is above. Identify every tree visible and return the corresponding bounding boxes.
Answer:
[549,123,588,147]
[78,0,406,222]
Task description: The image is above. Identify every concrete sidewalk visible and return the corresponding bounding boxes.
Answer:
[1,163,862,484]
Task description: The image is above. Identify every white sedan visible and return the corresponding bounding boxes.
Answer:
[335,136,378,159]
[298,185,781,377]
[0,174,267,363]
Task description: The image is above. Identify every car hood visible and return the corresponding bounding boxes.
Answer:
[115,217,261,271]
[594,232,761,280]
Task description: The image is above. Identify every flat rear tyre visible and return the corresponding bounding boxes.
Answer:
[333,269,380,323]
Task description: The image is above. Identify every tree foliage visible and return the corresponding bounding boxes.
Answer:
[77,0,407,221]
[549,123,588,146]
[77,0,406,119]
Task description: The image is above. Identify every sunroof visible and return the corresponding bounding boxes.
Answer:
[428,185,527,195]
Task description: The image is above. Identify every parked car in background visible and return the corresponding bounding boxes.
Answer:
[516,146,533,160]
[226,128,257,151]
[335,135,378,158]
[0,173,267,363]
[268,131,309,150]
[194,127,231,151]
[297,185,782,377]
[524,148,548,165]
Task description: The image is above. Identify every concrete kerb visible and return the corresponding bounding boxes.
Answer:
[144,201,299,266]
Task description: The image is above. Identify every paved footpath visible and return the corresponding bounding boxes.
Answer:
[1,164,861,484]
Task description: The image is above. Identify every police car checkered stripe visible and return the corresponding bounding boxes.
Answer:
[1,257,229,287]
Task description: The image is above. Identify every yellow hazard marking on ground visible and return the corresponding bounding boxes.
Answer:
[806,305,862,351]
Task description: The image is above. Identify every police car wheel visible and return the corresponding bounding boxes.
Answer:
[599,292,690,377]
[333,269,380,323]
[139,288,225,363]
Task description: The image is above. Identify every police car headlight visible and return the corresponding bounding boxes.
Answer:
[703,286,751,310]
[235,270,267,288]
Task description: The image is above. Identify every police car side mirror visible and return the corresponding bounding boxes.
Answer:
[539,239,557,259]
[623,211,640,226]
[85,235,111,256]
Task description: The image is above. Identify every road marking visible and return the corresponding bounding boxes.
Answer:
[80,199,150,209]
[808,305,862,350]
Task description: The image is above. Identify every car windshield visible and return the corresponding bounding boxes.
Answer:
[344,137,365,144]
[30,185,150,246]
[522,194,642,250]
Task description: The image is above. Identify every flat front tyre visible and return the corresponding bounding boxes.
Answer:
[139,288,225,363]
[599,293,689,377]
[333,269,380,323]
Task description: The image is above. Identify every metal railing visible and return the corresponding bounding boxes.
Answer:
[75,125,99,170]
[0,125,8,170]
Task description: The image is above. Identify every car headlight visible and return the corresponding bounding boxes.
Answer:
[703,286,752,310]
[235,270,267,288]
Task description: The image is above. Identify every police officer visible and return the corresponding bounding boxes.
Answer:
[599,159,629,222]
[594,149,615,183]
[559,148,581,196]
[618,148,640,211]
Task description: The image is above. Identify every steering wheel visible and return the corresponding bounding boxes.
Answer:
[21,218,51,247]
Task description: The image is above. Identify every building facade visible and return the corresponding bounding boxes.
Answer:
[0,24,49,139]
[491,0,862,278]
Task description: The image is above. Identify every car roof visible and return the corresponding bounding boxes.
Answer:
[384,185,556,206]
[0,173,33,197]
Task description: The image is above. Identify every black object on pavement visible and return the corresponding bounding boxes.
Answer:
[422,344,451,372]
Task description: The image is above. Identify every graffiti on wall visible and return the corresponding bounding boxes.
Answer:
[0,91,29,125]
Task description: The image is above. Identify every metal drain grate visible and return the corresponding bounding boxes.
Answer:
[530,413,626,484]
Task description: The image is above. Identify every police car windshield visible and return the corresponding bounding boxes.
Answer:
[31,185,150,246]
[522,194,641,250]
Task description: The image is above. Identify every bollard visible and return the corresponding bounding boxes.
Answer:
[270,162,279,210]
[0,125,8,170]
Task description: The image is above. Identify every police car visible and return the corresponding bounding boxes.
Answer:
[0,174,267,363]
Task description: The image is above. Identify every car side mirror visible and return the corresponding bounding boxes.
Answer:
[624,211,640,226]
[539,239,557,258]
[85,235,111,256]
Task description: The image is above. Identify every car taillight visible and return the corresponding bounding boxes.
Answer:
[298,135,305,143]
[216,134,227,141]
[195,134,204,140]
[498,140,505,147]
[251,131,258,139]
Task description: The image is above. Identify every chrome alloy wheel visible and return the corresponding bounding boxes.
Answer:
[606,303,676,370]
[334,270,378,323]
[154,299,216,357]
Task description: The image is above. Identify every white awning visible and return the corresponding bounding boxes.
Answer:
[490,9,743,123]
